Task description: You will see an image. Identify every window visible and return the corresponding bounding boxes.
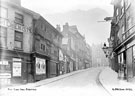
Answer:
[15,13,23,24]
[127,16,132,34]
[54,50,57,56]
[121,7,124,17]
[41,23,46,31]
[14,31,23,49]
[40,43,46,51]
[133,46,135,58]
[12,58,22,76]
[125,0,131,9]
[121,0,124,7]
[121,24,125,40]
[0,27,7,47]
[116,9,119,16]
[0,7,8,18]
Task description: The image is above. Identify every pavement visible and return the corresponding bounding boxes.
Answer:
[99,67,135,96]
[1,67,135,96]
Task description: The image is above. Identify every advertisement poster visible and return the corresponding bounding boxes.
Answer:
[13,58,22,77]
[36,58,46,75]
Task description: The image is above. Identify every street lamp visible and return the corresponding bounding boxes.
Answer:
[102,43,115,67]
[102,43,109,58]
[102,43,113,58]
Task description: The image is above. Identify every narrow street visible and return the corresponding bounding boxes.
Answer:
[2,67,111,96]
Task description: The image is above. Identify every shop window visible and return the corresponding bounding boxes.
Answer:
[122,24,125,40]
[133,46,135,76]
[0,61,10,73]
[0,27,7,47]
[126,16,133,36]
[15,13,23,24]
[133,46,135,58]
[0,60,11,85]
[0,7,8,19]
[14,31,23,49]
[12,58,22,76]
[35,58,46,75]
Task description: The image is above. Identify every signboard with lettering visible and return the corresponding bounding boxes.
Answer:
[0,61,8,65]
[0,18,31,33]
[14,23,30,33]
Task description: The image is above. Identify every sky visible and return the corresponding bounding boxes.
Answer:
[21,0,113,45]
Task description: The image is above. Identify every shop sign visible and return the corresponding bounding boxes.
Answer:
[13,58,22,77]
[36,58,46,75]
[0,18,31,33]
[0,61,8,65]
[0,73,11,78]
[14,23,30,33]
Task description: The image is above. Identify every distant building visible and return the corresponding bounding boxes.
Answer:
[61,23,92,70]
[91,44,109,67]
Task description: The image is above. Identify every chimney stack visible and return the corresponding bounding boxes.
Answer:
[63,22,69,32]
[56,24,61,32]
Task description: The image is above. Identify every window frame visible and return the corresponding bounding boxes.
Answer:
[14,31,23,49]
[0,6,8,19]
[15,13,24,25]
[40,43,46,52]
[0,26,7,48]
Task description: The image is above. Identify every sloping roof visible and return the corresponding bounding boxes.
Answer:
[69,25,84,39]
[38,16,63,37]
[22,7,40,19]
[2,0,40,19]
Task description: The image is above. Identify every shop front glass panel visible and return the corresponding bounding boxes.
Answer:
[133,46,135,76]
[126,47,133,78]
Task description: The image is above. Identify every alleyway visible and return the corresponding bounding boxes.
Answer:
[2,67,111,96]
